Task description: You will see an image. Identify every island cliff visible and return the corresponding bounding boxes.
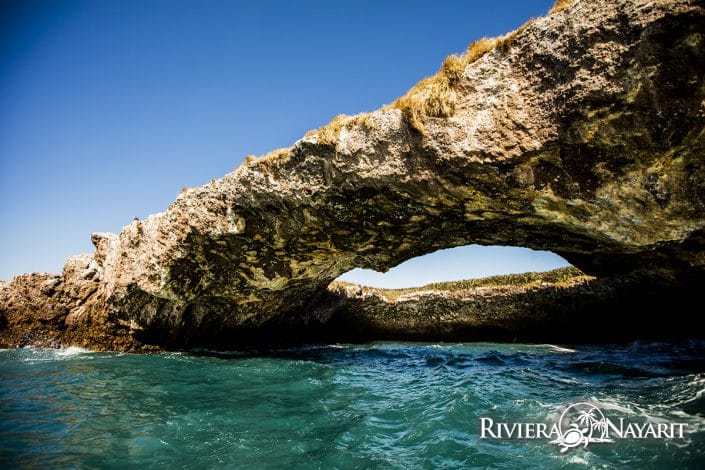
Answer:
[2,0,704,351]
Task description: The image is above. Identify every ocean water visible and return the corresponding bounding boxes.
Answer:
[1,341,704,469]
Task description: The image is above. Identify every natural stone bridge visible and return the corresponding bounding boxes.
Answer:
[1,0,704,351]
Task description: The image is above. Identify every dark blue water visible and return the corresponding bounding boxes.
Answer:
[1,341,705,468]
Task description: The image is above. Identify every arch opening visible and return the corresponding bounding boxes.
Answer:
[336,245,572,289]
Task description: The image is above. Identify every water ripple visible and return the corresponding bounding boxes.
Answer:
[1,341,705,468]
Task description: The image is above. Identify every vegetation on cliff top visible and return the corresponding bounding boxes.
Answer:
[246,0,573,162]
[389,0,577,134]
[550,0,574,14]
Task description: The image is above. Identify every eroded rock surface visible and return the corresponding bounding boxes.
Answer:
[2,0,704,350]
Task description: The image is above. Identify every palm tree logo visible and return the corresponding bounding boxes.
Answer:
[550,402,612,452]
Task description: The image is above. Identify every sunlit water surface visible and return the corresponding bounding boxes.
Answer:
[2,341,705,468]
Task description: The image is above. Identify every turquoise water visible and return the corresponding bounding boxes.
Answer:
[1,341,705,468]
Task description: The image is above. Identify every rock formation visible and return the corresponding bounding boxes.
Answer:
[2,0,704,351]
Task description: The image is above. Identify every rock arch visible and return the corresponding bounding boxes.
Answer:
[2,0,705,350]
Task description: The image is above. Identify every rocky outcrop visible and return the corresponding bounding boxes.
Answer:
[0,255,155,351]
[318,269,705,344]
[2,0,705,350]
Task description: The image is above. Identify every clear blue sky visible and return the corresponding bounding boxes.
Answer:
[0,0,568,286]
